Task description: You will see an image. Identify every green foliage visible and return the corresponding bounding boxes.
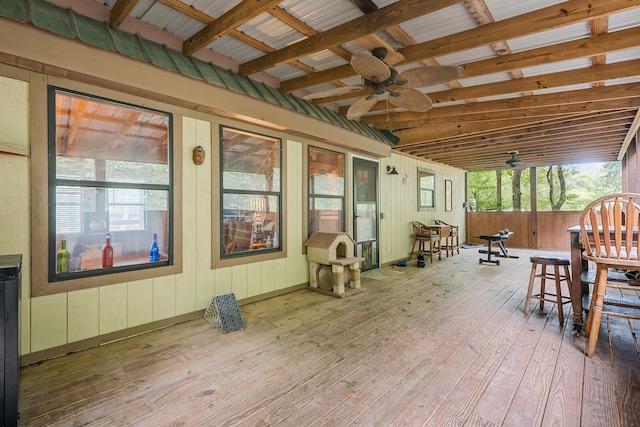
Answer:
[468,162,621,212]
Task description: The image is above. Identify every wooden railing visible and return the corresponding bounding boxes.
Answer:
[466,211,582,251]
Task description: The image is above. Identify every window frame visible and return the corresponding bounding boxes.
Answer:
[307,146,346,237]
[418,167,436,211]
[218,125,283,260]
[31,81,182,297]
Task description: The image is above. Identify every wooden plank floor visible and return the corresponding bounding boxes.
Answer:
[18,247,640,426]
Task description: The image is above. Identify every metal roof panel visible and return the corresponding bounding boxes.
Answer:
[209,35,265,62]
[520,58,593,78]
[506,22,591,53]
[298,50,348,71]
[484,0,566,22]
[191,0,242,19]
[279,0,361,31]
[399,3,476,44]
[609,7,640,31]
[606,48,640,64]
[239,14,305,50]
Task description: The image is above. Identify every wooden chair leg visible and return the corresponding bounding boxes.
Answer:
[539,264,547,311]
[587,266,608,358]
[524,261,537,315]
[584,267,602,339]
[554,265,564,326]
[408,237,418,261]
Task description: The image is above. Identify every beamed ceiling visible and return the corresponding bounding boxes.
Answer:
[31,0,640,171]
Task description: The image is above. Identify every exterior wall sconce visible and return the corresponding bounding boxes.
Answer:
[386,165,399,175]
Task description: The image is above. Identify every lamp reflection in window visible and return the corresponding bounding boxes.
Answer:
[247,195,269,232]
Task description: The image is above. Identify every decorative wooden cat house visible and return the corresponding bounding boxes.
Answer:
[304,231,365,297]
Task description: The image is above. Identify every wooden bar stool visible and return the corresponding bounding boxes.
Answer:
[524,256,572,325]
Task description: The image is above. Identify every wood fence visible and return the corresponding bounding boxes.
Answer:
[466,211,582,251]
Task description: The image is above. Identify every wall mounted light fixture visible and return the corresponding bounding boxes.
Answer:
[386,165,399,175]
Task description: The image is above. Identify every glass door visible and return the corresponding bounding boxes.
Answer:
[353,158,379,271]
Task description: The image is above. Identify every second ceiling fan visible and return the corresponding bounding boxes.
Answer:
[304,47,464,120]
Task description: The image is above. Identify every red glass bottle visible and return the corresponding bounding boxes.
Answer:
[102,233,113,268]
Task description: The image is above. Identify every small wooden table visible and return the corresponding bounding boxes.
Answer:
[476,232,518,265]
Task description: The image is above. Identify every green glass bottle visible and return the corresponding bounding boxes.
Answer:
[57,239,70,273]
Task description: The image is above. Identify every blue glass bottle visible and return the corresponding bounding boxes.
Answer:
[149,233,159,262]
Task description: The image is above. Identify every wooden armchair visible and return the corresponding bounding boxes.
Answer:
[409,221,441,263]
[579,193,640,357]
[435,219,459,255]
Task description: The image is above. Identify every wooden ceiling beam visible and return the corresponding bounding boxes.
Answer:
[282,0,640,93]
[347,0,378,14]
[404,129,628,156]
[407,125,629,151]
[439,143,623,169]
[431,60,640,104]
[401,0,638,63]
[109,0,139,28]
[417,133,627,161]
[359,84,640,123]
[265,6,352,62]
[237,0,459,76]
[183,0,285,55]
[366,102,639,129]
[395,110,637,146]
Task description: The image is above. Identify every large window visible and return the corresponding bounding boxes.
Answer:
[220,126,281,257]
[418,168,435,210]
[308,146,345,236]
[49,87,172,282]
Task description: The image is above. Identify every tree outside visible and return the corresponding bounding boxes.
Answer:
[467,161,622,212]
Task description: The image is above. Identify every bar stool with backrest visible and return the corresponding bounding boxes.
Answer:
[579,193,640,358]
[435,219,459,255]
[409,221,441,263]
[524,256,572,326]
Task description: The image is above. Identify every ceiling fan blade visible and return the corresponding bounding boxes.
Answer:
[388,88,433,112]
[350,53,391,83]
[395,65,465,88]
[346,95,379,120]
[302,86,363,100]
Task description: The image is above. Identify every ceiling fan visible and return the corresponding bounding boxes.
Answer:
[506,151,522,168]
[303,47,464,120]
